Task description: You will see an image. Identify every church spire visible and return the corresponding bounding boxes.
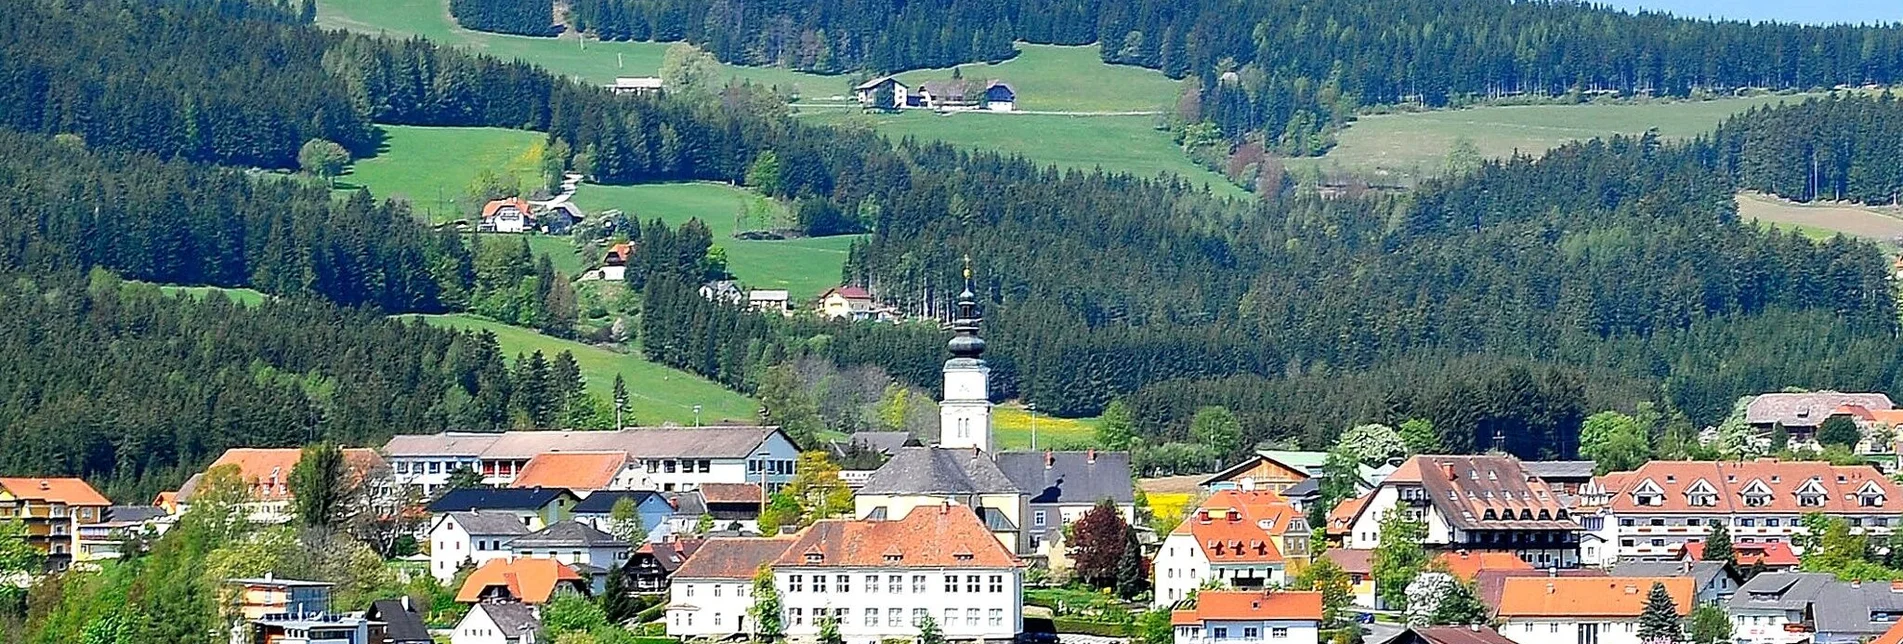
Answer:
[948,254,985,359]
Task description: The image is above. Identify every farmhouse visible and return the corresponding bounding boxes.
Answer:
[607,76,663,96]
[593,241,632,281]
[817,285,886,320]
[853,76,909,110]
[479,198,533,233]
[748,289,791,314]
[916,79,1017,111]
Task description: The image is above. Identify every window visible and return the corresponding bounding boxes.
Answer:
[428,461,442,474]
[665,461,677,473]
[1034,510,1047,528]
[866,608,879,627]
[867,575,881,593]
[1649,518,1665,526]
[889,608,903,627]
[1619,519,1633,526]
[913,575,926,593]
[715,613,723,626]
[1245,628,1261,639]
[890,575,904,593]
[790,608,804,626]
[946,575,959,593]
[1272,627,1289,638]
[1651,539,1665,546]
[1551,624,1560,633]
[966,609,980,627]
[836,575,849,593]
[913,609,927,626]
[989,575,1004,593]
[967,575,981,593]
[944,609,957,627]
[714,585,723,597]
[1739,518,1755,527]
[789,575,803,592]
[1768,518,1781,527]
[989,609,1003,626]
[1215,628,1230,639]
[686,585,695,597]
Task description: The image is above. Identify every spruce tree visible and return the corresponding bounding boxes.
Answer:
[1700,524,1733,562]
[1637,582,1684,644]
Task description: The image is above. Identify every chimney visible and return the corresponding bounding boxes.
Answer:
[1457,549,1470,559]
[1545,583,1555,594]
[1624,585,1638,594]
[1441,463,1456,479]
[1046,451,1055,468]
[1469,625,1480,632]
[401,596,412,612]
[939,500,950,514]
[1087,449,1097,463]
[36,480,48,490]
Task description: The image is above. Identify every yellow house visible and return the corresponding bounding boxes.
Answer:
[854,447,1026,553]
[817,286,883,320]
[0,478,111,571]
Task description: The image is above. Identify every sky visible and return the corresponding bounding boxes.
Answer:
[1595,0,1903,25]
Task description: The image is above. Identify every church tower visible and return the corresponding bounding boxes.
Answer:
[939,258,992,452]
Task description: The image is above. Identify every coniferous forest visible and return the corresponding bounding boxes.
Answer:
[448,0,555,36]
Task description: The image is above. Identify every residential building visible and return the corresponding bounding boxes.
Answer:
[589,242,631,282]
[453,601,541,644]
[1170,590,1323,644]
[76,505,169,564]
[245,614,371,644]
[699,483,764,532]
[994,450,1135,555]
[1153,490,1307,606]
[1521,461,1597,496]
[1324,494,1370,547]
[1202,451,1394,496]
[748,290,792,315]
[700,280,745,305]
[1875,621,1903,644]
[1588,459,1903,561]
[607,76,663,96]
[228,575,334,620]
[773,504,1024,644]
[629,535,706,594]
[507,520,631,593]
[508,451,643,495]
[1436,550,1532,582]
[177,447,386,524]
[1728,572,1903,644]
[479,198,533,233]
[426,488,578,531]
[1377,626,1521,644]
[854,447,1024,552]
[1677,540,1800,571]
[430,511,533,583]
[915,80,1016,111]
[366,598,433,644]
[383,426,799,491]
[1609,560,1740,605]
[1473,569,1608,613]
[0,478,110,571]
[457,558,589,605]
[571,490,675,541]
[1346,455,1581,568]
[1746,392,1893,445]
[1321,549,1375,608]
[852,77,909,110]
[665,536,796,638]
[817,286,883,320]
[1494,577,1693,644]
[381,433,496,496]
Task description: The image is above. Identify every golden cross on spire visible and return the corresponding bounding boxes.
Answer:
[962,253,972,280]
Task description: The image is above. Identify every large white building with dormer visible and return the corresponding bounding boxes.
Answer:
[1581,459,1902,562]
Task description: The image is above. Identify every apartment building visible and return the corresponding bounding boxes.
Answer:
[1345,456,1581,568]
[382,426,799,492]
[1170,590,1323,644]
[1154,490,1308,607]
[1495,577,1694,644]
[1585,459,1902,561]
[0,478,109,571]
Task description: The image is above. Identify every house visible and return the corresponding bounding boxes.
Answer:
[773,504,1024,644]
[76,505,170,564]
[853,76,909,110]
[1345,455,1581,568]
[1874,620,1903,644]
[1473,569,1608,613]
[532,202,581,235]
[508,451,644,495]
[916,79,1017,112]
[1324,494,1370,547]
[1494,577,1693,644]
[381,432,496,496]
[0,478,110,571]
[700,280,745,305]
[1727,572,1903,644]
[1520,461,1597,496]
[1586,459,1903,561]
[426,488,579,531]
[228,575,335,620]
[1377,626,1521,644]
[1436,550,1532,582]
[982,82,1016,112]
[456,558,589,605]
[1170,590,1323,644]
[591,242,632,282]
[479,198,534,233]
[1322,548,1375,608]
[177,447,387,524]
[508,521,632,589]
[994,450,1134,554]
[854,446,1024,553]
[1202,451,1393,495]
[665,490,710,535]
[1153,490,1308,606]
[246,613,372,644]
[571,490,674,541]
[453,601,541,644]
[384,426,800,492]
[607,76,663,96]
[665,536,796,638]
[629,535,706,594]
[1746,392,1893,445]
[817,285,883,320]
[429,511,532,583]
[699,483,764,532]
[366,597,433,644]
[748,290,792,315]
[1678,540,1800,571]
[1609,560,1741,605]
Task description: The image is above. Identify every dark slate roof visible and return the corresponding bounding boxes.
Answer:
[510,520,628,549]
[1729,572,1837,612]
[995,451,1134,506]
[572,490,665,514]
[477,601,541,636]
[366,599,432,643]
[860,447,1019,495]
[851,432,919,455]
[445,511,533,536]
[104,506,167,523]
[427,487,573,513]
[1283,478,1320,498]
[1816,577,1903,635]
[1521,461,1598,480]
[1610,560,1734,591]
[666,491,708,516]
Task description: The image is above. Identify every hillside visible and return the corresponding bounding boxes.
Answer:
[573,182,858,299]
[337,125,549,223]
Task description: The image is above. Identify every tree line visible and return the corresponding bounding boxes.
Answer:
[1712,93,1903,205]
[448,0,556,36]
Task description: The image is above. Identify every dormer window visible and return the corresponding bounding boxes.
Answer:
[1797,479,1829,507]
[1859,481,1887,508]
[805,552,823,563]
[1632,480,1665,506]
[1484,509,1498,521]
[885,553,903,562]
[1685,480,1718,507]
[1741,480,1774,507]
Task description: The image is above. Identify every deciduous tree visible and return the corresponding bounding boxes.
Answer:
[1371,506,1428,610]
[1068,501,1130,590]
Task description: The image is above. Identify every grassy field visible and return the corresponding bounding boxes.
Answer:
[992,403,1101,451]
[1298,95,1808,184]
[338,126,548,223]
[315,0,840,95]
[802,110,1249,200]
[409,313,760,424]
[890,44,1179,113]
[1737,191,1903,245]
[155,284,269,306]
[573,182,858,299]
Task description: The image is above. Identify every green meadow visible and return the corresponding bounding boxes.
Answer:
[890,44,1180,113]
[155,284,269,306]
[338,125,548,223]
[410,313,761,424]
[572,182,859,299]
[992,403,1101,450]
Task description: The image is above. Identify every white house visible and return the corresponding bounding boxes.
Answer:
[666,536,797,638]
[507,521,631,594]
[453,601,541,644]
[852,76,909,110]
[748,290,792,315]
[430,511,531,584]
[1494,577,1693,644]
[1170,590,1323,644]
[1585,459,1903,562]
[383,433,499,495]
[607,76,663,96]
[1345,455,1581,568]
[1153,491,1305,607]
[775,505,1024,644]
[480,198,533,233]
[384,426,800,492]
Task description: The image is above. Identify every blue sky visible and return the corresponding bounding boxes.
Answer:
[1595,0,1903,25]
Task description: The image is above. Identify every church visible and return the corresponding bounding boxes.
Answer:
[853,267,1136,559]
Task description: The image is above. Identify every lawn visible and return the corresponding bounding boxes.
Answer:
[993,403,1100,451]
[338,125,548,223]
[315,0,841,96]
[155,284,268,306]
[802,110,1249,200]
[891,44,1179,113]
[572,182,859,299]
[408,313,760,424]
[1296,94,1810,184]
[1737,191,1903,246]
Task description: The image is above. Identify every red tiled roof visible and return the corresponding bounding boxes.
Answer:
[1436,550,1533,581]
[456,558,585,604]
[1474,569,1608,609]
[193,448,385,502]
[1408,626,1521,644]
[481,198,531,220]
[1170,489,1304,563]
[1323,548,1373,575]
[1600,459,1902,514]
[510,452,629,491]
[1381,456,1574,531]
[698,483,763,504]
[1172,590,1323,625]
[821,286,873,301]
[1327,494,1369,536]
[1495,577,1693,618]
[0,478,110,507]
[1873,618,1903,644]
[1680,540,1800,567]
[673,536,796,579]
[774,504,1020,569]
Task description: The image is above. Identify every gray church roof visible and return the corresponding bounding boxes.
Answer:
[994,451,1134,506]
[859,447,1020,495]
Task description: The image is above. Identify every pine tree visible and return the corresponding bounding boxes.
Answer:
[1701,524,1733,562]
[918,615,945,644]
[289,442,348,528]
[1637,582,1684,644]
[1114,527,1146,599]
[611,374,631,427]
